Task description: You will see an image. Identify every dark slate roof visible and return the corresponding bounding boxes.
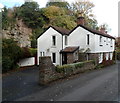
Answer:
[37,25,115,39]
[69,25,115,39]
[60,46,79,53]
[52,26,70,35]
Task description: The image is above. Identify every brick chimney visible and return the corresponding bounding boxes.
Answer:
[100,27,106,33]
[77,12,85,25]
[77,16,85,25]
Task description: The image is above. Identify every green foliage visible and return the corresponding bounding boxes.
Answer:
[2,56,14,73]
[2,7,16,29]
[46,1,70,10]
[95,64,104,69]
[43,6,76,30]
[56,60,94,73]
[29,48,37,56]
[21,47,37,58]
[2,39,23,73]
[56,64,73,73]
[31,28,44,48]
[15,2,46,28]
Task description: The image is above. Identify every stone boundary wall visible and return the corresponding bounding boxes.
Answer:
[39,56,95,85]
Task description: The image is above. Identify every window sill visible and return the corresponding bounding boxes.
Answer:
[51,46,56,48]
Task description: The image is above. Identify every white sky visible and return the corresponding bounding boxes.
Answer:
[0,0,119,37]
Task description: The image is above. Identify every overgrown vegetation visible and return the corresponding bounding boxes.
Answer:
[2,39,37,73]
[2,0,101,48]
[2,39,23,73]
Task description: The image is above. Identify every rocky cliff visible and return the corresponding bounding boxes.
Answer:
[2,18,33,47]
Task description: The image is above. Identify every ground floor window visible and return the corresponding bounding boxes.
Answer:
[40,52,45,57]
[52,53,56,63]
[106,53,109,60]
[99,53,103,63]
[110,52,113,60]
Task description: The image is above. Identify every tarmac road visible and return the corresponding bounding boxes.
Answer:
[2,61,119,101]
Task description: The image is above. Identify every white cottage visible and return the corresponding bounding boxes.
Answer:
[37,17,115,65]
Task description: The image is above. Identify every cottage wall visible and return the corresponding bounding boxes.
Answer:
[37,27,63,65]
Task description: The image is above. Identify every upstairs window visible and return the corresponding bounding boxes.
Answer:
[87,34,90,45]
[40,52,42,57]
[65,36,68,45]
[100,36,102,42]
[106,38,108,45]
[52,36,56,46]
[99,36,103,46]
[110,39,113,47]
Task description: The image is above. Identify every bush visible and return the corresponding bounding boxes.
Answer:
[2,56,14,73]
[2,39,23,73]
[56,64,73,73]
[29,48,37,56]
[21,47,31,58]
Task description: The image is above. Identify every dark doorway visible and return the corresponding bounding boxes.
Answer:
[62,53,67,65]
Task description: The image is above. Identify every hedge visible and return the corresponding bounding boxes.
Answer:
[55,60,94,74]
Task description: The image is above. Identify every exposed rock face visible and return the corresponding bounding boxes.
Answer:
[2,19,32,47]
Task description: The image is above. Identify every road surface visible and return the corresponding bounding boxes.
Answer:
[2,61,119,101]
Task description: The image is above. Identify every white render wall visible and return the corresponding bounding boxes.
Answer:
[68,26,95,53]
[94,34,115,53]
[68,26,115,53]
[18,57,35,67]
[37,26,115,65]
[37,27,63,65]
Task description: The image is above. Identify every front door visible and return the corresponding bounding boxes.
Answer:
[62,53,67,65]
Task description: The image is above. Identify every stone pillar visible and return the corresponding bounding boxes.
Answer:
[39,56,56,85]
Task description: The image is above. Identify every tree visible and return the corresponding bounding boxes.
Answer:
[2,39,23,72]
[99,23,111,33]
[71,0,95,17]
[15,2,46,28]
[46,0,70,10]
[71,0,99,29]
[42,6,76,30]
[2,7,9,29]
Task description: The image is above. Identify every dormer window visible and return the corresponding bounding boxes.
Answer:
[52,36,56,46]
[65,36,68,45]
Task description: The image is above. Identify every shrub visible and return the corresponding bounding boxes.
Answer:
[21,47,31,58]
[74,62,84,69]
[2,56,14,73]
[2,39,23,73]
[55,60,94,74]
[29,48,37,56]
[56,64,73,73]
